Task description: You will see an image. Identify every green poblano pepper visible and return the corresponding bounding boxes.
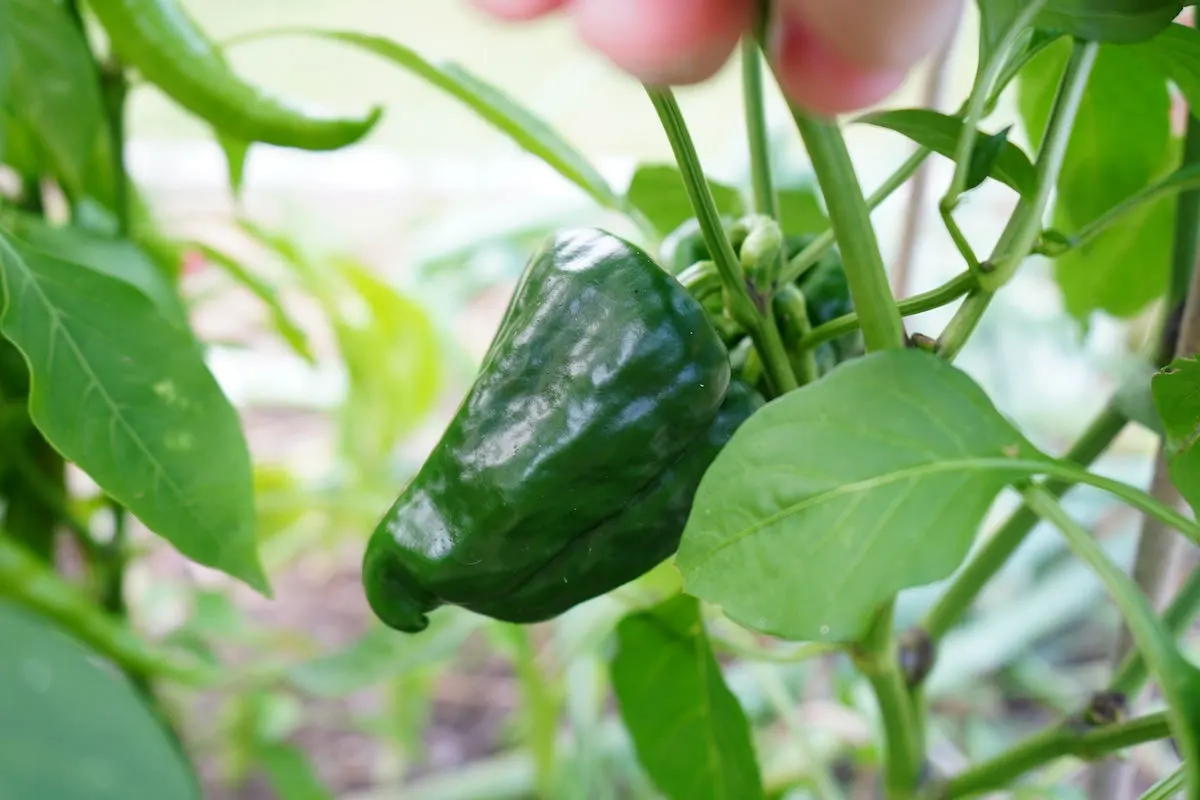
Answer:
[363,228,734,633]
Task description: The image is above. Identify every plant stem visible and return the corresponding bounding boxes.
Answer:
[797,272,976,353]
[779,147,931,287]
[101,501,128,616]
[741,39,777,220]
[646,86,798,394]
[504,626,559,800]
[851,601,923,797]
[1140,764,1187,800]
[938,712,1171,798]
[919,400,1128,641]
[787,112,905,351]
[937,40,1098,359]
[1111,560,1200,696]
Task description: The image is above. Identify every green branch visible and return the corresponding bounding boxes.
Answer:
[741,39,777,220]
[797,272,975,353]
[787,112,905,351]
[939,711,1171,797]
[646,87,798,394]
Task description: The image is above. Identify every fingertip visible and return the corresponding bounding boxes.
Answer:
[571,0,752,86]
[773,19,908,117]
[470,0,567,22]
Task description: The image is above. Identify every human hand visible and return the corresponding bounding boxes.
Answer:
[470,0,963,117]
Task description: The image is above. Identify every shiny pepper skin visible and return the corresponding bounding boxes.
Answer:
[363,228,733,633]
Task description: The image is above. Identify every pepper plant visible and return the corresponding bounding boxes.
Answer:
[5,0,1200,798]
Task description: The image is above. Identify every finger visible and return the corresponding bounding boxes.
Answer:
[772,17,909,118]
[779,0,963,72]
[570,0,754,86]
[470,0,568,21]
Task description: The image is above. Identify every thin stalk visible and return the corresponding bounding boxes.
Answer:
[646,87,798,394]
[937,40,1098,358]
[1139,765,1187,800]
[504,626,559,799]
[787,112,905,351]
[780,147,931,287]
[920,401,1128,641]
[741,39,777,220]
[942,0,1050,206]
[851,601,923,797]
[939,712,1171,798]
[797,272,976,353]
[1111,561,1200,696]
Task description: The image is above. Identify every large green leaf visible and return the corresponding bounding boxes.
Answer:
[1018,38,1175,319]
[238,29,621,213]
[0,0,107,194]
[676,349,1050,642]
[856,109,1036,196]
[1037,0,1183,44]
[1152,357,1200,516]
[610,596,765,800]
[2,213,188,329]
[0,601,201,800]
[0,234,267,592]
[1128,23,1200,111]
[1023,486,1200,794]
[626,164,745,238]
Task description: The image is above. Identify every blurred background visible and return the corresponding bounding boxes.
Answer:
[112,2,1178,797]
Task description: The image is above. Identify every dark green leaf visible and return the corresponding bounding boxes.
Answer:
[1025,486,1200,793]
[976,0,1027,64]
[1018,39,1176,319]
[1127,23,1200,111]
[0,234,267,593]
[1037,0,1183,44]
[255,30,621,212]
[627,164,744,238]
[0,0,106,194]
[676,349,1049,642]
[288,609,483,698]
[192,243,315,365]
[2,212,188,329]
[1152,357,1200,514]
[855,109,1036,196]
[0,601,201,800]
[776,187,828,237]
[216,132,251,200]
[610,596,765,800]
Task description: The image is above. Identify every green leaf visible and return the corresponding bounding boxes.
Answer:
[215,132,251,200]
[676,349,1049,642]
[256,744,333,800]
[1023,486,1200,794]
[1127,24,1200,112]
[855,109,1036,196]
[0,0,106,194]
[1037,0,1183,44]
[0,601,201,800]
[1018,38,1176,319]
[288,609,483,698]
[0,234,267,593]
[192,243,315,365]
[2,212,188,329]
[610,596,765,800]
[246,29,621,212]
[776,186,828,237]
[627,164,745,238]
[1152,357,1200,515]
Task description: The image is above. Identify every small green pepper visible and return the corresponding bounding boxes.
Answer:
[363,228,733,633]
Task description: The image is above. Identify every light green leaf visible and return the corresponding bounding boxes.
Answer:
[1127,23,1200,112]
[610,596,765,800]
[1152,357,1200,515]
[1037,0,1183,44]
[1023,485,1200,794]
[2,212,188,329]
[776,187,828,237]
[856,109,1036,196]
[676,349,1050,642]
[288,609,483,698]
[1018,38,1176,319]
[238,29,621,212]
[0,0,106,194]
[257,744,333,800]
[0,234,267,593]
[627,164,744,238]
[192,242,315,365]
[0,601,201,800]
